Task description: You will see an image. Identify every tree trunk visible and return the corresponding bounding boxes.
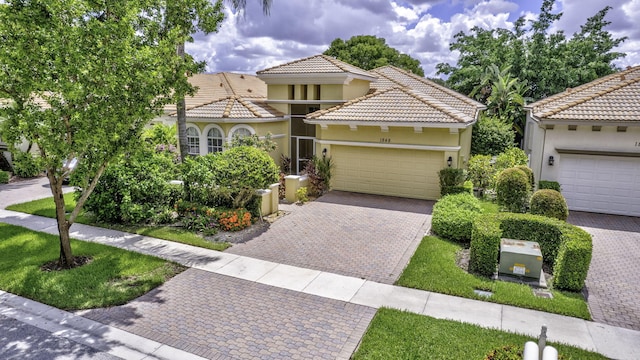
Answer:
[176,42,188,162]
[47,171,74,268]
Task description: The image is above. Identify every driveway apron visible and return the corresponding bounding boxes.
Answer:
[227,191,433,284]
[569,211,640,330]
[79,269,376,360]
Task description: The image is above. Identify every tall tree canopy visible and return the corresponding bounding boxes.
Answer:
[324,35,425,76]
[0,0,226,268]
[436,0,626,101]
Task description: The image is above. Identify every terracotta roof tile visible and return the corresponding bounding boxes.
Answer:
[527,66,640,122]
[370,66,485,119]
[177,96,283,119]
[306,87,474,124]
[164,73,266,113]
[257,54,377,79]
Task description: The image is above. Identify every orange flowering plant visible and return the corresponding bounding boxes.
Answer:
[217,208,252,232]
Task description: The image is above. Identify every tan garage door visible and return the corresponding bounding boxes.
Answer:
[331,145,443,200]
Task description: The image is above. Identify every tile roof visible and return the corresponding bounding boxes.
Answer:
[306,87,474,125]
[527,66,640,122]
[370,65,484,119]
[164,73,266,113]
[181,96,284,119]
[257,54,377,79]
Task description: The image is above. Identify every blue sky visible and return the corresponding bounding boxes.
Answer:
[188,0,639,78]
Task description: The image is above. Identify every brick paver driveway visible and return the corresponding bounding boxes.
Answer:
[81,269,376,360]
[227,191,433,284]
[568,212,640,331]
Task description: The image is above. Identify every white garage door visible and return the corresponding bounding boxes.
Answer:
[558,154,640,216]
[331,145,443,200]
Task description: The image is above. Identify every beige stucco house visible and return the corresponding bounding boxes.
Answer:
[524,65,640,217]
[159,55,484,200]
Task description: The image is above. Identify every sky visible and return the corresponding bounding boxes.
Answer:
[187,0,640,78]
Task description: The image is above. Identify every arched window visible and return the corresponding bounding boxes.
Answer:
[186,127,200,155]
[228,124,255,143]
[207,127,224,153]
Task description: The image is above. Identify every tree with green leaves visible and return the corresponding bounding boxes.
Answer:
[0,0,224,268]
[437,0,626,101]
[324,35,424,76]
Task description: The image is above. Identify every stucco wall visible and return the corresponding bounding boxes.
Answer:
[317,125,461,147]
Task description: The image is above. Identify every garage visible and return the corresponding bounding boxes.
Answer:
[330,145,443,200]
[558,154,640,217]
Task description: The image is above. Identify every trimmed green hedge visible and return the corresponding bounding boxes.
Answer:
[530,189,568,221]
[469,213,592,291]
[0,170,9,184]
[539,180,561,192]
[431,192,482,243]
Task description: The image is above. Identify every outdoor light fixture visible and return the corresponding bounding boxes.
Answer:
[447,156,453,167]
[322,148,327,158]
[548,156,555,166]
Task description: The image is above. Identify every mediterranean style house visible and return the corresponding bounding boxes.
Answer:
[157,55,485,200]
[524,65,640,217]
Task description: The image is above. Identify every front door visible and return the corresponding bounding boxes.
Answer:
[293,136,315,174]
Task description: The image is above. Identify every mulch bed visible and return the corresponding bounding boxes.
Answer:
[40,255,93,271]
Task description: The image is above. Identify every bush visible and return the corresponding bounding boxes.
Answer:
[530,189,568,221]
[471,115,515,156]
[514,165,534,188]
[303,156,335,197]
[218,208,252,232]
[494,148,528,171]
[11,151,42,178]
[0,170,9,184]
[469,213,592,291]
[432,193,482,243]
[296,186,308,203]
[495,168,531,213]
[439,168,469,196]
[83,145,180,224]
[467,155,494,194]
[211,146,279,189]
[539,180,561,192]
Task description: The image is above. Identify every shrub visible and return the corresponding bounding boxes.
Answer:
[469,213,592,291]
[0,170,9,184]
[439,168,469,196]
[143,123,177,146]
[539,180,561,192]
[530,189,568,221]
[432,193,482,243]
[303,156,335,197]
[296,186,308,203]
[471,115,515,156]
[11,151,42,178]
[211,146,279,189]
[494,148,528,171]
[83,145,180,224]
[467,155,493,194]
[514,165,534,188]
[495,168,531,213]
[218,208,252,232]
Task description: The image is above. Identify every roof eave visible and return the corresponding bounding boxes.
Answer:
[257,73,377,85]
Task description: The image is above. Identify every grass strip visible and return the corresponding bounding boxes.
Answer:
[397,236,590,319]
[6,193,230,251]
[353,308,606,359]
[0,223,185,310]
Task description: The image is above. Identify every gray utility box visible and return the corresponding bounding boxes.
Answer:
[499,239,543,279]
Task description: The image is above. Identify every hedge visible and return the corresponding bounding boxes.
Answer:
[0,170,9,184]
[530,189,568,221]
[432,192,482,243]
[539,180,561,192]
[469,213,592,292]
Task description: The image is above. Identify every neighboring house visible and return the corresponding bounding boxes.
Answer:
[165,55,484,200]
[524,66,640,217]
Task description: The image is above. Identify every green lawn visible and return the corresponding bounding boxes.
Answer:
[0,223,185,310]
[6,193,230,251]
[353,308,606,359]
[397,236,591,319]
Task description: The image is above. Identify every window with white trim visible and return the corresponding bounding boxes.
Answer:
[186,127,200,155]
[231,127,252,139]
[207,128,223,153]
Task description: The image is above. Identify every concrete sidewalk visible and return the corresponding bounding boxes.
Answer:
[1,210,640,359]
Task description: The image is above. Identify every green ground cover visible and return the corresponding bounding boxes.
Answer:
[397,236,591,319]
[353,308,606,359]
[6,193,229,251]
[0,223,185,310]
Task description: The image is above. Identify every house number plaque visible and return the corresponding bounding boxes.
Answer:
[380,138,391,143]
